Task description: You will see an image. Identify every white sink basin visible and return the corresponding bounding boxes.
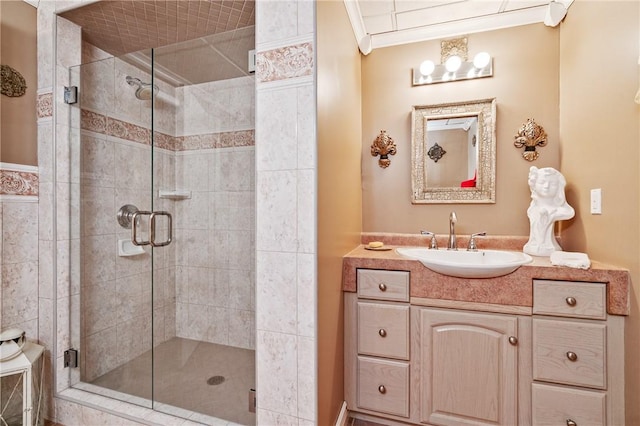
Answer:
[396,247,533,279]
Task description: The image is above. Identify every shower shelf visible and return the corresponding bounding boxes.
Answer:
[158,190,191,200]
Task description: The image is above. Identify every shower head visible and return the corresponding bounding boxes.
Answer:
[126,75,159,100]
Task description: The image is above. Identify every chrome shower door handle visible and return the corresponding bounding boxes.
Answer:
[150,211,172,247]
[131,210,152,246]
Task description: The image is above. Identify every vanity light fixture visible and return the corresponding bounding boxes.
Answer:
[412,37,493,86]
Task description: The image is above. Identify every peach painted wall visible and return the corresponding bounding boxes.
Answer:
[361,24,560,237]
[558,1,640,422]
[0,1,37,165]
[317,1,362,424]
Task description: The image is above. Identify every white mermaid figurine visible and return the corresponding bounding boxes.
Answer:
[523,166,575,256]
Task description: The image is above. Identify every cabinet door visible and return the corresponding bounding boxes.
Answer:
[418,308,518,426]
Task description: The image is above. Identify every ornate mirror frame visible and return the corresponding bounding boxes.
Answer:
[411,98,496,204]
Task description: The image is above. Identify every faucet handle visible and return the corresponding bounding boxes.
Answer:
[420,231,438,249]
[467,232,487,251]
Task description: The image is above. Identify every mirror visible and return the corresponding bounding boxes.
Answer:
[411,98,496,204]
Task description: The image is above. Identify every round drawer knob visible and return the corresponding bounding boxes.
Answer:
[566,351,578,362]
[508,336,518,346]
[565,297,577,307]
[378,329,387,337]
[566,419,577,426]
[378,385,386,394]
[378,283,387,292]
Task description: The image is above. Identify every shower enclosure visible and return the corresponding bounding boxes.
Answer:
[66,27,256,425]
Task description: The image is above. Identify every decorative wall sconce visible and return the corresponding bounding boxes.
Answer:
[514,118,548,161]
[0,65,27,97]
[371,130,397,168]
[427,143,446,162]
[412,37,492,86]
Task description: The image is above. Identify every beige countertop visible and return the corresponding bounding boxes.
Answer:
[342,236,631,316]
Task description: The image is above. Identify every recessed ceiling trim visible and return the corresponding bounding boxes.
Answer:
[343,1,371,54]
[369,5,547,51]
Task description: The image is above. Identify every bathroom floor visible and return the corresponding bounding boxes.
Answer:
[91,337,255,425]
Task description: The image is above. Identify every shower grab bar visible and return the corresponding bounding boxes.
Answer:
[150,211,172,247]
[131,210,152,246]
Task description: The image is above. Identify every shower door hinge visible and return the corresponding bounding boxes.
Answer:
[248,389,256,413]
[64,348,79,368]
[64,86,78,104]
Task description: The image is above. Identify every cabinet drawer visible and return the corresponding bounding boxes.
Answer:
[358,302,409,360]
[533,318,606,389]
[533,280,606,320]
[357,269,409,302]
[532,383,605,426]
[357,356,409,418]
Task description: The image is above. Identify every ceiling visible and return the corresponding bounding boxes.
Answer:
[58,0,568,83]
[347,0,571,53]
[59,0,255,85]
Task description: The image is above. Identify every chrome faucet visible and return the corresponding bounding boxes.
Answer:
[448,211,457,250]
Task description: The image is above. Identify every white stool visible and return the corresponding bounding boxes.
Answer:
[0,342,44,425]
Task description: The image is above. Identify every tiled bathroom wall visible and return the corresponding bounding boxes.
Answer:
[0,164,40,337]
[254,1,317,424]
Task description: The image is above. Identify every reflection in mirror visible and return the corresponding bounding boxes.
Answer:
[411,98,496,204]
[425,116,478,187]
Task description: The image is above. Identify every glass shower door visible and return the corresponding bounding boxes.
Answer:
[74,50,160,408]
[73,32,256,424]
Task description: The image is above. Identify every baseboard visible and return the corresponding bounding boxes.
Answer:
[335,401,349,426]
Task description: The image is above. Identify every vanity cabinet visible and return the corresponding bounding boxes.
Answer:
[345,267,626,426]
[414,308,519,426]
[345,269,411,420]
[531,279,625,426]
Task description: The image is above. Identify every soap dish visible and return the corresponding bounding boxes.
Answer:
[118,239,146,257]
[364,246,392,251]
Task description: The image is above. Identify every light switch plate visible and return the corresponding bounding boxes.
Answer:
[590,188,602,214]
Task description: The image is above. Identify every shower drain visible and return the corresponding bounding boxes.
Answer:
[207,375,226,386]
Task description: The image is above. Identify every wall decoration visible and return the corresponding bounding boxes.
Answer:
[514,118,548,161]
[370,130,397,168]
[0,65,27,97]
[427,142,447,162]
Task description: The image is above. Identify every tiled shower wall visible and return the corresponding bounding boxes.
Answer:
[36,1,315,425]
[174,77,256,350]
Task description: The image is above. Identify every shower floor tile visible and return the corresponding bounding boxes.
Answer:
[91,337,255,425]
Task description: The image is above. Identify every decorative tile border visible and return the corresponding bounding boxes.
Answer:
[256,42,314,83]
[37,92,53,118]
[0,164,39,196]
[81,109,254,151]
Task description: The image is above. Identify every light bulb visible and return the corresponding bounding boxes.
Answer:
[442,72,451,82]
[445,55,462,72]
[419,60,435,76]
[473,52,491,69]
[467,68,476,79]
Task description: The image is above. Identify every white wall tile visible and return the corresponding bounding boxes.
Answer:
[256,251,296,334]
[256,330,298,416]
[297,335,316,421]
[297,169,315,254]
[256,1,298,45]
[296,253,315,338]
[297,84,316,170]
[256,170,297,252]
[256,87,298,172]
[2,202,38,263]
